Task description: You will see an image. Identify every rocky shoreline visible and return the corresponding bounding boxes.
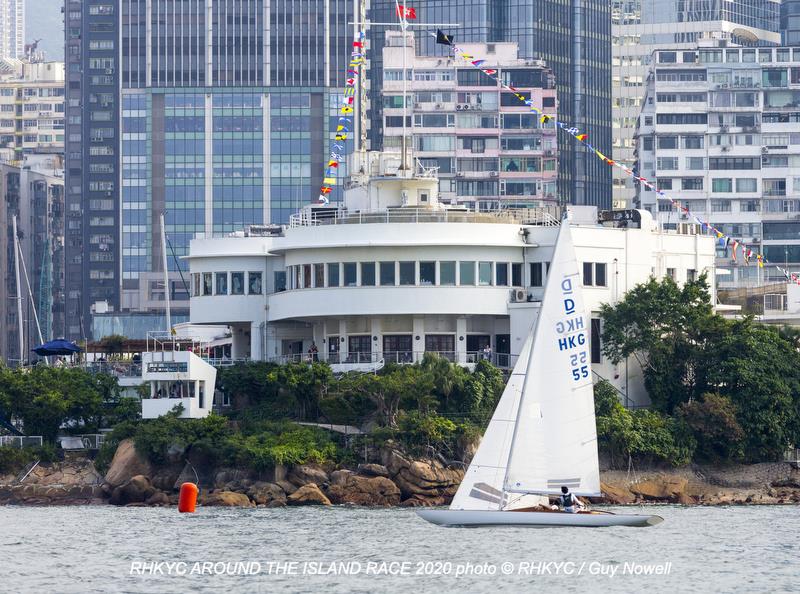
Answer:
[1,439,799,508]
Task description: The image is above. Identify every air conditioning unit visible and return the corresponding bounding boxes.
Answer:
[456,104,463,110]
[434,103,443,109]
[762,146,769,153]
[544,149,554,156]
[461,104,471,110]
[414,103,421,108]
[510,289,527,302]
[489,171,499,177]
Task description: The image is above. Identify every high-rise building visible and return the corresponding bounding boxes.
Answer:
[116,1,355,328]
[368,0,612,209]
[782,0,800,44]
[612,0,781,209]
[64,0,119,341]
[636,44,800,289]
[0,164,64,364]
[0,0,23,60]
[381,32,559,209]
[0,60,64,164]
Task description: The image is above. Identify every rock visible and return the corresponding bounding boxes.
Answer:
[357,463,389,478]
[327,475,401,506]
[286,483,331,506]
[400,495,447,507]
[150,467,183,492]
[146,491,171,506]
[600,481,636,505]
[203,490,255,507]
[267,499,287,508]
[246,482,286,506]
[104,439,152,487]
[213,468,252,489]
[330,470,355,486]
[676,493,695,505]
[276,479,297,495]
[288,465,329,488]
[109,475,152,506]
[630,476,688,501]
[381,448,463,500]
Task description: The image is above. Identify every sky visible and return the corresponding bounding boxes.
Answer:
[26,0,63,61]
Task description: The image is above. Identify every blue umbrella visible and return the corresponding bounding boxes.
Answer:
[32,339,82,357]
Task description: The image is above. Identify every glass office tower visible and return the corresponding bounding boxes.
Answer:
[115,0,354,323]
[368,0,613,209]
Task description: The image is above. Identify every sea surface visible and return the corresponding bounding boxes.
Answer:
[0,505,796,593]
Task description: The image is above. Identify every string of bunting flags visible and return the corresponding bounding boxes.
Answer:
[432,28,800,286]
[318,31,366,205]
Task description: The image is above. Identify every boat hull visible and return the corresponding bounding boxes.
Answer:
[416,509,663,528]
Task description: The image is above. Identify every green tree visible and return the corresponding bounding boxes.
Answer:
[600,274,720,413]
[677,393,744,462]
[266,361,332,421]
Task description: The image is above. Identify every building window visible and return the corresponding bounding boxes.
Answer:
[248,272,262,295]
[712,178,732,193]
[215,272,227,295]
[380,262,396,286]
[590,319,602,364]
[231,272,244,295]
[687,269,697,282]
[193,273,200,297]
[327,263,340,287]
[512,263,522,287]
[530,262,547,287]
[425,335,455,360]
[383,335,413,363]
[459,261,475,285]
[420,261,436,285]
[314,264,324,288]
[440,261,456,285]
[348,335,372,363]
[666,268,676,280]
[303,265,311,288]
[344,263,357,287]
[361,262,376,286]
[478,262,492,285]
[583,263,607,287]
[274,271,286,292]
[202,273,212,296]
[399,261,415,285]
[495,262,509,286]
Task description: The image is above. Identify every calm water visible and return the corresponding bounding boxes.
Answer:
[0,505,796,593]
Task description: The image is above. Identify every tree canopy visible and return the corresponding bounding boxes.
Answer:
[600,274,800,461]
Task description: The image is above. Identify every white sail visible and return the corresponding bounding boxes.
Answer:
[450,335,547,511]
[504,222,601,497]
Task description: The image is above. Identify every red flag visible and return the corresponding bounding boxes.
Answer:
[396,5,417,19]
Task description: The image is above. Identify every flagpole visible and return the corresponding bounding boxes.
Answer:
[394,0,409,171]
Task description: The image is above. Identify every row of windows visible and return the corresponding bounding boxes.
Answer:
[192,272,262,296]
[286,261,524,289]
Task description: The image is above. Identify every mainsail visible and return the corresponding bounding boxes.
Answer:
[450,335,547,510]
[504,222,601,497]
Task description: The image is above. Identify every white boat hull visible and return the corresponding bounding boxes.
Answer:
[416,509,663,528]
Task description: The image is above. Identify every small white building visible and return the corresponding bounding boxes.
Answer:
[140,348,216,419]
[185,153,716,407]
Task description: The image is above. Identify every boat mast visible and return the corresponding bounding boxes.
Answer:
[12,215,24,366]
[500,222,565,505]
[161,213,172,334]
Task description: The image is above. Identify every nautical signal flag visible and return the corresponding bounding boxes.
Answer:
[396,4,416,19]
[436,29,454,45]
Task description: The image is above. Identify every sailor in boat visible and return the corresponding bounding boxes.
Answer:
[559,486,585,513]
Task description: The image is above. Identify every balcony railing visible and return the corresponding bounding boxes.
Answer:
[289,207,561,228]
[263,350,519,369]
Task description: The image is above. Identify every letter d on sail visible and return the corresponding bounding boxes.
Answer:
[561,278,573,293]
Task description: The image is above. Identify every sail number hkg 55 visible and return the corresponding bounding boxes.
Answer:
[555,277,589,382]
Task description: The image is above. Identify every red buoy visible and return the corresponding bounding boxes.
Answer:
[178,482,199,513]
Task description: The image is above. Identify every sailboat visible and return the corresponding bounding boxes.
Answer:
[417,221,663,528]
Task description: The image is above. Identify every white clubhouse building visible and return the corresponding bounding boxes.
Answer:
[185,152,716,407]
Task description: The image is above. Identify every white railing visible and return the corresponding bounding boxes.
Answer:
[0,435,43,448]
[288,207,561,229]
[263,350,519,369]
